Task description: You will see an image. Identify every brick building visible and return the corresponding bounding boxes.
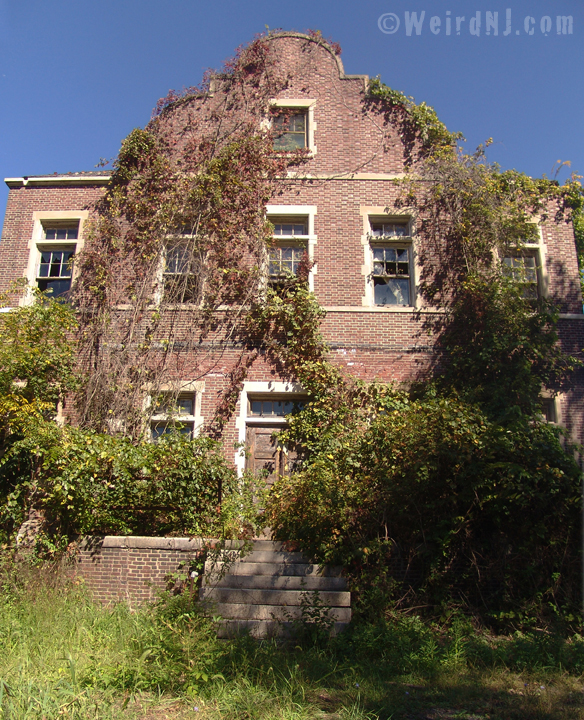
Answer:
[1,31,583,477]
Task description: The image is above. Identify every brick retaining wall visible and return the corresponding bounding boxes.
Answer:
[72,536,205,605]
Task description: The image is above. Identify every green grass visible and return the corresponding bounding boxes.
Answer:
[0,571,583,720]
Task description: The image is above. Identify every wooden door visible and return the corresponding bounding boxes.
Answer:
[245,424,297,487]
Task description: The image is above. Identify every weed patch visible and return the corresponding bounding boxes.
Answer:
[0,567,583,719]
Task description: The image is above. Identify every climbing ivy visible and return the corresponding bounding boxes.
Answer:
[73,34,309,436]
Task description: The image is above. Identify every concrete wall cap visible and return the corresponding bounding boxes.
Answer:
[81,535,206,551]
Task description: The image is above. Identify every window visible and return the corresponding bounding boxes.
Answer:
[369,221,412,306]
[502,253,539,299]
[248,397,305,417]
[150,393,196,440]
[36,223,78,298]
[272,111,307,151]
[268,218,309,282]
[163,237,203,303]
[269,100,316,154]
[539,397,557,423]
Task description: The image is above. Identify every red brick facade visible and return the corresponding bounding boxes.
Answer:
[1,32,583,462]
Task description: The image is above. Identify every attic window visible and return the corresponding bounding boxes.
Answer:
[272,111,307,151]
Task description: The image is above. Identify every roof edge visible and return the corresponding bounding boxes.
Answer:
[5,174,111,189]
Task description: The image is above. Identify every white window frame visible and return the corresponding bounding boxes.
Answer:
[22,211,88,305]
[145,381,205,441]
[360,208,417,309]
[266,205,317,292]
[269,99,317,155]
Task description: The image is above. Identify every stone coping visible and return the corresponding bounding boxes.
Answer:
[76,536,249,551]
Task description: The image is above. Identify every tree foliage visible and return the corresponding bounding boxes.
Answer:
[435,274,580,422]
[0,291,78,461]
[1,428,237,541]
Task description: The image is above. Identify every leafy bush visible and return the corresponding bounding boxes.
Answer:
[0,425,241,542]
[0,294,257,547]
[266,389,582,629]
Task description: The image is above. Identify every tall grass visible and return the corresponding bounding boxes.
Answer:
[1,566,583,719]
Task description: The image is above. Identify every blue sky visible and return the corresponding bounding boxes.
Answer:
[0,0,582,213]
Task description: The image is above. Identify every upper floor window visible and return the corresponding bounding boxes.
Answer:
[268,218,309,282]
[163,236,204,303]
[272,111,307,151]
[502,252,539,299]
[36,222,79,298]
[369,220,413,307]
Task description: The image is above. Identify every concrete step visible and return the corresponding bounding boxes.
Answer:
[203,573,347,591]
[241,540,288,551]
[201,540,351,637]
[206,549,306,564]
[233,550,306,564]
[210,602,352,623]
[205,561,343,577]
[217,620,350,639]
[200,587,351,607]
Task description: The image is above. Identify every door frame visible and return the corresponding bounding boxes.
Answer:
[235,381,305,476]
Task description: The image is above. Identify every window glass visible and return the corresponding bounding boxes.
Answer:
[37,224,79,298]
[153,395,194,416]
[273,222,307,236]
[269,246,305,278]
[249,398,304,417]
[165,246,191,275]
[163,244,202,302]
[151,393,195,440]
[540,397,557,423]
[37,249,75,298]
[273,112,307,151]
[43,226,78,241]
[502,254,538,298]
[372,246,411,306]
[151,421,194,441]
[370,222,409,238]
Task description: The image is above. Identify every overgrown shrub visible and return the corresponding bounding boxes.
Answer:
[0,425,242,543]
[266,389,582,629]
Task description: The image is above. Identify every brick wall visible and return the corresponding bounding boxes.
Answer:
[71,536,204,605]
[1,32,583,449]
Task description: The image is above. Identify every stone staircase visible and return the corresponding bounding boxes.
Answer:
[200,540,351,638]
